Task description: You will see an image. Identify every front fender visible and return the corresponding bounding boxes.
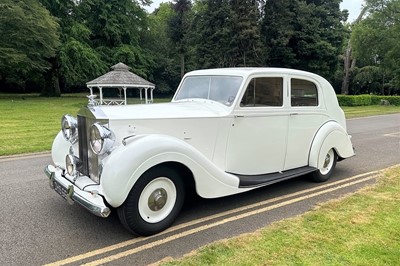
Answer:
[51,131,71,169]
[309,121,355,169]
[100,134,242,207]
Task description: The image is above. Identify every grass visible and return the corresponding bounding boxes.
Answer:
[160,166,400,266]
[342,105,400,119]
[0,94,87,156]
[0,93,170,156]
[0,93,399,156]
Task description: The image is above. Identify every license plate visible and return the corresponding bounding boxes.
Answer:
[53,180,68,200]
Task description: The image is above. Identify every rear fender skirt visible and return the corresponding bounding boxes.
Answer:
[309,121,355,169]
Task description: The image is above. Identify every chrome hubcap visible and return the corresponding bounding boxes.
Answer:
[323,153,331,168]
[138,177,177,223]
[148,188,168,211]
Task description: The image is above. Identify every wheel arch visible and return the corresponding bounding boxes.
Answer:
[309,121,355,169]
[100,134,241,208]
[146,161,196,196]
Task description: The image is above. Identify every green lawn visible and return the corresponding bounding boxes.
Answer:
[160,166,400,266]
[0,94,399,156]
[342,105,400,119]
[0,94,87,156]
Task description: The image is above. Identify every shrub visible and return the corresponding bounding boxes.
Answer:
[337,95,400,106]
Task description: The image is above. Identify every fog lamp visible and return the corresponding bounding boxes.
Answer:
[66,154,81,176]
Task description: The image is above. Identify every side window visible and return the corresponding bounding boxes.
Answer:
[240,77,283,107]
[291,79,318,106]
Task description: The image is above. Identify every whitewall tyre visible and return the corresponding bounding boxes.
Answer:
[311,149,337,183]
[117,166,185,236]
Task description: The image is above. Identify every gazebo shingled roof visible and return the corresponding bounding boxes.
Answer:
[86,62,155,88]
[86,62,155,105]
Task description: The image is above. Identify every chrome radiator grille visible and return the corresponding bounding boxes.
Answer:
[78,115,100,183]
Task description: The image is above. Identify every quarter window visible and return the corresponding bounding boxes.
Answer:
[291,79,318,106]
[240,77,283,107]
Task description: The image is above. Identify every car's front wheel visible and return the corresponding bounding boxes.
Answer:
[311,148,337,182]
[117,166,185,236]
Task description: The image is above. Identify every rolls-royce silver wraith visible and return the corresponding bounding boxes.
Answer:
[45,68,354,236]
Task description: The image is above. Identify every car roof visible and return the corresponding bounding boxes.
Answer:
[185,67,323,80]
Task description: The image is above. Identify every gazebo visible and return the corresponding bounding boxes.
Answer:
[86,62,155,105]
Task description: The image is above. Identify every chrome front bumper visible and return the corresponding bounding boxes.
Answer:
[44,165,111,218]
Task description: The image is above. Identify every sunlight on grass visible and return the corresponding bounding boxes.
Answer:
[342,105,400,119]
[161,166,400,266]
[0,94,171,156]
[0,95,87,156]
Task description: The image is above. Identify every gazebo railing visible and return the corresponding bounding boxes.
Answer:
[87,86,155,105]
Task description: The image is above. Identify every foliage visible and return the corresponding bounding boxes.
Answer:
[0,0,60,91]
[190,0,263,68]
[2,0,398,97]
[169,0,192,77]
[146,3,181,94]
[262,0,346,82]
[337,95,400,106]
[59,37,107,85]
[351,0,400,94]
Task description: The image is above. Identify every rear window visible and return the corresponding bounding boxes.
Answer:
[291,79,318,106]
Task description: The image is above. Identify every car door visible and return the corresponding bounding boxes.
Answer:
[283,76,328,170]
[226,76,289,175]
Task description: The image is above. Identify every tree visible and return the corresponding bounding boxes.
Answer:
[352,0,400,94]
[262,0,346,81]
[40,0,153,92]
[146,3,181,94]
[341,6,367,94]
[58,22,107,86]
[230,0,263,66]
[190,0,263,68]
[78,0,153,78]
[169,0,192,77]
[262,0,298,67]
[0,0,60,91]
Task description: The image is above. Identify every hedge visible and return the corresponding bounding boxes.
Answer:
[336,95,400,106]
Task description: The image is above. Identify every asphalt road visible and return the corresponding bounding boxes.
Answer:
[0,114,399,266]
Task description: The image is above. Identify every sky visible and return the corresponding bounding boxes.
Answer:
[147,0,365,22]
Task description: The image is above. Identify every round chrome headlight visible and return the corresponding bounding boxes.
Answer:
[61,115,78,143]
[66,154,81,176]
[89,123,115,155]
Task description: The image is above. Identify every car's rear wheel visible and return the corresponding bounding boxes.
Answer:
[311,148,337,182]
[117,166,185,236]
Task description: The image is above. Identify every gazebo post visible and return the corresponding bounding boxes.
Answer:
[139,88,143,103]
[99,87,103,105]
[123,87,127,105]
[145,88,148,104]
[150,88,154,103]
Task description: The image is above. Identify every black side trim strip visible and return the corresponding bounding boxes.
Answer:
[230,166,317,188]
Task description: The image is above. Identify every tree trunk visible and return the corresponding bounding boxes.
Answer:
[341,6,368,95]
[341,40,352,95]
[41,57,61,97]
[180,53,185,78]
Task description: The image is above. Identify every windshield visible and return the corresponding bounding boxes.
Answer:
[174,76,243,106]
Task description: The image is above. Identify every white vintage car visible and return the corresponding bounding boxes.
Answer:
[45,68,354,236]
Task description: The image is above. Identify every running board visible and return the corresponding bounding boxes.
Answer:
[230,166,317,188]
